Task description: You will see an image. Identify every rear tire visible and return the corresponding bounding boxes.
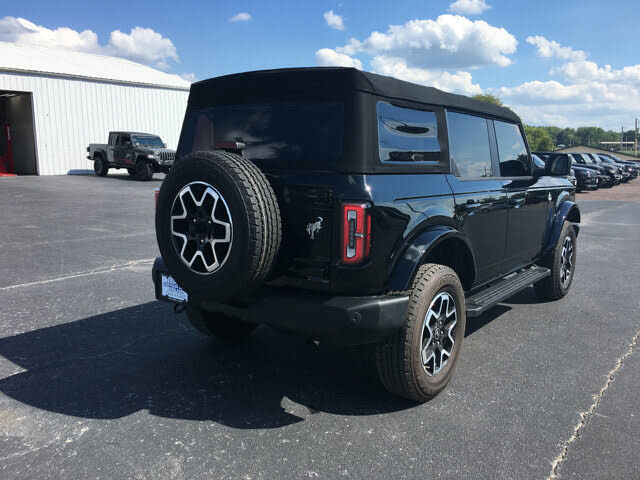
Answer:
[375,263,466,402]
[135,160,153,181]
[186,306,257,342]
[94,156,108,177]
[156,151,282,302]
[534,222,577,300]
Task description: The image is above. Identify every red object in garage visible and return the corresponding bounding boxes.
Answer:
[0,121,16,176]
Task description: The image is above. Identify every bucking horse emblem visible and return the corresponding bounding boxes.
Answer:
[306,217,323,240]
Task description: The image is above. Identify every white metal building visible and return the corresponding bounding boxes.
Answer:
[0,41,191,175]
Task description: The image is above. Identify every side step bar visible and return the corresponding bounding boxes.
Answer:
[465,265,551,318]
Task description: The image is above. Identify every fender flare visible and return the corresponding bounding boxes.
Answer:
[385,226,476,292]
[544,200,580,255]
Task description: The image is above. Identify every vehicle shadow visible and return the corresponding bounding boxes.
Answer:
[0,299,511,429]
[107,173,165,183]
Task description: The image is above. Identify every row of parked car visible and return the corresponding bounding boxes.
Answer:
[533,151,639,191]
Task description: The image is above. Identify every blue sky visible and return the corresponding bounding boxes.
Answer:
[1,0,639,129]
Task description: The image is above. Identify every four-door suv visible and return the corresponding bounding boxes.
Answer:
[88,131,176,180]
[152,68,580,402]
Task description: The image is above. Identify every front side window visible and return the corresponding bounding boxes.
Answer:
[447,111,493,178]
[179,102,343,170]
[495,121,531,177]
[377,102,440,162]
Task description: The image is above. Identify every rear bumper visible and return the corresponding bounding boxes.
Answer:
[152,258,409,345]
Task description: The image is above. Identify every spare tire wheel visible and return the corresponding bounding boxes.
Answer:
[156,151,282,302]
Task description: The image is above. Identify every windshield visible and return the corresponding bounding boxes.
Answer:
[178,102,344,169]
[132,135,164,147]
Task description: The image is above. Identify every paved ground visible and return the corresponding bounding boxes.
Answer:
[0,174,639,479]
[576,177,640,203]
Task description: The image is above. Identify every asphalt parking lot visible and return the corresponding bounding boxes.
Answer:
[1,173,639,479]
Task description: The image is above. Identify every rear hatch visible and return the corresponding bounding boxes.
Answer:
[177,100,344,286]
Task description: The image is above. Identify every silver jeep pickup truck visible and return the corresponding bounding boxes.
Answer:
[87,131,176,180]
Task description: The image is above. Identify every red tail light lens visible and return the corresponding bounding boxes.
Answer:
[341,203,371,265]
[154,188,160,207]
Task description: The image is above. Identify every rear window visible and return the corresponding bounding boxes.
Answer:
[178,102,343,169]
[377,101,440,163]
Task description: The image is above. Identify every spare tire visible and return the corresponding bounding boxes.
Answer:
[156,151,281,302]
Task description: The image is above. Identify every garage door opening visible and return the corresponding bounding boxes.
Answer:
[0,90,38,175]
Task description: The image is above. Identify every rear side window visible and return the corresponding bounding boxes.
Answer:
[447,111,493,178]
[377,102,440,162]
[495,121,531,177]
[179,102,344,170]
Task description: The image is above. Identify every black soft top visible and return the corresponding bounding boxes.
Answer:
[189,67,520,123]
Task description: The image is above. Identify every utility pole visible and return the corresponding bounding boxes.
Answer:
[621,126,624,152]
[635,118,638,156]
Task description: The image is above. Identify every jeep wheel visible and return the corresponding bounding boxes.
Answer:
[186,305,257,342]
[94,156,108,177]
[534,222,576,300]
[135,160,153,181]
[155,151,281,302]
[375,263,466,402]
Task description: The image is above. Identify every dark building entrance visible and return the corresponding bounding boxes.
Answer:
[0,90,38,175]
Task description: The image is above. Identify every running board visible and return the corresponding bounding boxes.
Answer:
[465,266,551,318]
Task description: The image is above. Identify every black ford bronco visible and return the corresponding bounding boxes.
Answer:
[152,68,580,402]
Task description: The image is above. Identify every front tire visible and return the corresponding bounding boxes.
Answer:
[135,160,153,181]
[534,222,577,300]
[375,263,466,402]
[186,306,257,342]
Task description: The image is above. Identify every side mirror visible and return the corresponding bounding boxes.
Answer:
[124,141,132,147]
[547,155,572,177]
[163,143,167,148]
[532,156,546,178]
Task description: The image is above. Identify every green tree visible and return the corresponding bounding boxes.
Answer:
[576,126,606,146]
[542,126,561,146]
[557,128,576,147]
[524,125,555,151]
[471,93,504,106]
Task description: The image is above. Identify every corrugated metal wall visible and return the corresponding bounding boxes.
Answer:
[0,70,189,175]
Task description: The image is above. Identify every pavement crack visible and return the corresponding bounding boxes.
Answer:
[0,258,156,291]
[547,328,640,479]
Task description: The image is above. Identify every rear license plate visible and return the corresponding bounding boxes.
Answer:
[161,274,188,303]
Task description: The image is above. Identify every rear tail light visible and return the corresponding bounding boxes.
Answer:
[154,187,160,207]
[341,203,371,265]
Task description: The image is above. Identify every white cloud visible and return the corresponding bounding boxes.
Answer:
[494,79,640,128]
[370,56,482,95]
[0,16,179,70]
[526,35,586,61]
[315,48,362,69]
[324,10,345,30]
[337,15,517,69]
[554,61,640,86]
[0,16,100,52]
[229,12,252,22]
[179,72,198,82]
[448,0,491,15]
[501,35,640,128]
[106,27,178,69]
